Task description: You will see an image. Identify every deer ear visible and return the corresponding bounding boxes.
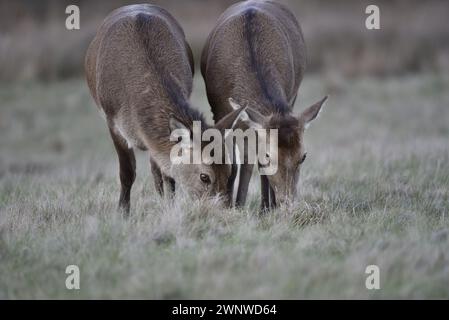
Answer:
[169,115,191,151]
[169,115,189,132]
[299,96,328,129]
[243,107,266,129]
[228,97,242,111]
[228,98,265,129]
[214,104,247,134]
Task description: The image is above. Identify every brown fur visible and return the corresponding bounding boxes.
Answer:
[201,0,326,209]
[85,4,244,213]
[267,114,303,149]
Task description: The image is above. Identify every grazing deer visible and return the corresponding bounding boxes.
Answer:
[201,0,328,210]
[85,4,245,214]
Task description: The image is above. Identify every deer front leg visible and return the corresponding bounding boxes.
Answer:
[226,162,238,207]
[150,157,163,197]
[235,163,254,207]
[260,174,270,213]
[162,174,175,198]
[269,184,276,209]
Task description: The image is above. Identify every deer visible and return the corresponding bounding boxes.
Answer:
[85,4,246,214]
[201,0,328,210]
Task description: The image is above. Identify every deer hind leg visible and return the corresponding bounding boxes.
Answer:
[109,128,136,215]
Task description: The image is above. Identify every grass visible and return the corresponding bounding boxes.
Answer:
[0,74,448,299]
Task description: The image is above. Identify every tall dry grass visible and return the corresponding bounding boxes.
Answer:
[1,74,448,298]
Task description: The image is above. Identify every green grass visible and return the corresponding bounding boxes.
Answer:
[0,74,448,299]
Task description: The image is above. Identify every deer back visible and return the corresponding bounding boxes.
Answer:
[85,4,196,153]
[201,0,306,121]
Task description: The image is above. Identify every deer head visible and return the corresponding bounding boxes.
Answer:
[229,96,328,206]
[168,106,247,205]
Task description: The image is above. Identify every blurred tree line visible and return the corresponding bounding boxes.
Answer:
[0,0,448,82]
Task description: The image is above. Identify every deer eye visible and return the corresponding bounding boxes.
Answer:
[300,152,307,164]
[200,173,211,184]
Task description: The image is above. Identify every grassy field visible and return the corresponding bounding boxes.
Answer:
[0,74,448,299]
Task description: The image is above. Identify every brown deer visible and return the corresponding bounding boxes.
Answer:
[85,4,246,214]
[201,0,327,210]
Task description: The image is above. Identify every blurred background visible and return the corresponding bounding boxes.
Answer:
[1,1,449,299]
[0,0,448,82]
